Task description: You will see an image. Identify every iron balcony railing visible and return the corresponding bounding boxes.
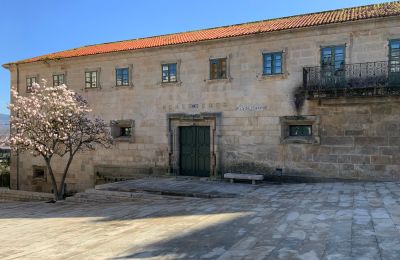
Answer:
[303,61,400,98]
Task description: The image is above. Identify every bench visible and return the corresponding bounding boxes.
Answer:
[224,173,264,185]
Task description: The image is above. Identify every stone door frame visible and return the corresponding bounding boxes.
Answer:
[167,113,221,178]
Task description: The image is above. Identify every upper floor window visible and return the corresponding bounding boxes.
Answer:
[85,71,97,88]
[321,45,345,70]
[162,63,177,83]
[263,52,282,75]
[210,58,227,80]
[26,76,37,92]
[53,74,65,87]
[116,68,129,86]
[389,40,400,73]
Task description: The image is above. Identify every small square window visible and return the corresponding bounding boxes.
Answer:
[32,166,46,180]
[280,116,319,144]
[53,74,65,87]
[210,58,227,80]
[26,77,37,92]
[110,120,134,141]
[263,52,282,75]
[289,125,312,137]
[85,71,98,88]
[162,63,177,83]
[116,68,129,86]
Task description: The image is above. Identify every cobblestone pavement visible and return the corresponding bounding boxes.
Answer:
[1,182,400,259]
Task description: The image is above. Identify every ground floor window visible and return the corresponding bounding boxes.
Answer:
[280,116,319,144]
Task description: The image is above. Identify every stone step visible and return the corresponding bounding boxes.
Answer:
[0,188,54,202]
[66,188,188,203]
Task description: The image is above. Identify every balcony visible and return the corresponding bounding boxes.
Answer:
[303,61,400,99]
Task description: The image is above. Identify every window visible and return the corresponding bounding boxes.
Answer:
[280,116,320,144]
[120,127,131,137]
[53,74,65,87]
[85,71,98,88]
[321,45,345,70]
[26,77,37,92]
[389,40,400,73]
[289,125,312,137]
[32,166,46,180]
[110,120,134,141]
[210,58,227,80]
[162,63,177,83]
[263,52,282,75]
[116,68,129,86]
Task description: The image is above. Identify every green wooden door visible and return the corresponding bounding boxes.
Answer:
[179,126,210,177]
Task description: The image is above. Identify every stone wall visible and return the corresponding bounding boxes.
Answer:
[6,16,400,192]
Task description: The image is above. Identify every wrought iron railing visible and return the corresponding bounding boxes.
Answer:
[303,61,400,98]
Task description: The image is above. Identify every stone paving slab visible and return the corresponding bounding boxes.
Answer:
[1,182,400,259]
[96,177,261,198]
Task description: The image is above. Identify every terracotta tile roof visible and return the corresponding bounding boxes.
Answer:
[6,1,400,66]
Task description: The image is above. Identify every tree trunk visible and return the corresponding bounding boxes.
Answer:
[57,153,74,200]
[44,158,58,201]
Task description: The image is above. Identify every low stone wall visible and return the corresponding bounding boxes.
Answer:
[0,188,53,202]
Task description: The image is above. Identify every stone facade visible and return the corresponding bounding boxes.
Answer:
[4,16,400,193]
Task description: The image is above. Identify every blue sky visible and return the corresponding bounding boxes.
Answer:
[0,0,390,114]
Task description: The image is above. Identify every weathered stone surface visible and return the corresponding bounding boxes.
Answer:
[1,181,400,259]
[5,17,400,193]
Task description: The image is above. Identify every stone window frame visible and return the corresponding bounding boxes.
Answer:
[113,64,134,88]
[280,115,320,144]
[52,71,67,87]
[32,165,47,181]
[258,48,288,80]
[26,74,39,93]
[110,119,135,142]
[206,54,232,83]
[83,67,101,91]
[159,59,182,86]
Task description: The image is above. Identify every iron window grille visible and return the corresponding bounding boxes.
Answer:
[289,125,312,137]
[120,127,131,137]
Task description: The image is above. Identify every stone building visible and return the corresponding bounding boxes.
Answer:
[3,2,400,193]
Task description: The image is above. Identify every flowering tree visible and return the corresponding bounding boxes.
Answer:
[9,80,112,201]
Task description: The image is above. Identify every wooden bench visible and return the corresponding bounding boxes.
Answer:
[224,173,264,185]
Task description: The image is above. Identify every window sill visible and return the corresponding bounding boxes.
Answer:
[83,87,101,92]
[113,136,132,142]
[113,84,134,89]
[206,77,232,84]
[258,73,288,81]
[281,136,320,144]
[160,81,182,87]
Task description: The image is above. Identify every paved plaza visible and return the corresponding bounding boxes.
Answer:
[1,182,400,259]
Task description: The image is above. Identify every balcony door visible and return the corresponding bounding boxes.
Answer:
[389,40,400,86]
[321,45,345,88]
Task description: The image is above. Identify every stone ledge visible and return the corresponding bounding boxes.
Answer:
[0,188,53,201]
